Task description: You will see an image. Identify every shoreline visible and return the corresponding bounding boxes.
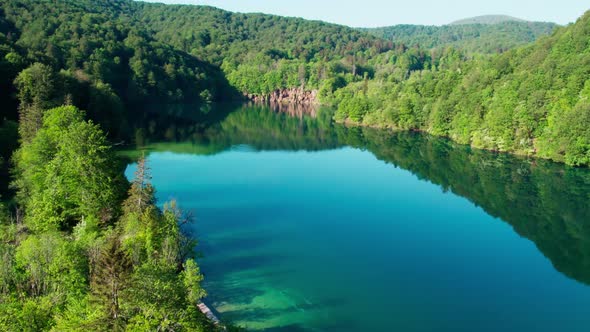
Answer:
[334,118,584,168]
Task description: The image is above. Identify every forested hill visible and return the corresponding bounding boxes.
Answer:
[133,2,392,65]
[0,0,237,114]
[133,2,395,95]
[363,20,557,54]
[0,0,393,123]
[334,10,590,166]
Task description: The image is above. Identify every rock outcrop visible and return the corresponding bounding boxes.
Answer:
[245,88,318,104]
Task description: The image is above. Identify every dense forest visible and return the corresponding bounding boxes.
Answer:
[449,14,526,25]
[363,21,556,54]
[0,104,230,331]
[334,11,590,166]
[0,0,238,330]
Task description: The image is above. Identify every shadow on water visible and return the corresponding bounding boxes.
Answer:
[125,102,590,285]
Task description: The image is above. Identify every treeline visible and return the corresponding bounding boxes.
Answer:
[133,2,395,96]
[0,0,395,121]
[363,21,556,54]
[0,0,237,133]
[0,104,228,330]
[334,11,590,166]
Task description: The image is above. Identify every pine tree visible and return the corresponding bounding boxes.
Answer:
[13,63,59,144]
[123,155,155,215]
[91,234,131,329]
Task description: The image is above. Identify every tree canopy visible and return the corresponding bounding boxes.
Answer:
[1,104,221,331]
[362,21,556,55]
[333,11,590,166]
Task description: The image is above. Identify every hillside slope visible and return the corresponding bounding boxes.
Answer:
[0,0,235,108]
[134,3,392,65]
[364,21,557,54]
[133,2,395,95]
[335,10,590,166]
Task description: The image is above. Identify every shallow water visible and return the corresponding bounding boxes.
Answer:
[125,103,590,331]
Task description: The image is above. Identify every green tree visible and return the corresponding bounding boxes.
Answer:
[13,63,59,143]
[182,259,206,304]
[13,106,124,232]
[90,234,131,330]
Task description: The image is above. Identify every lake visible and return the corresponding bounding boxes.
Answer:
[125,103,590,331]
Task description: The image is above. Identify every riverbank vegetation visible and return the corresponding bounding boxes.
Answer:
[0,104,223,331]
[333,11,590,166]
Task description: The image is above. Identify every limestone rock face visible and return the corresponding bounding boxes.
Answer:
[245,88,318,104]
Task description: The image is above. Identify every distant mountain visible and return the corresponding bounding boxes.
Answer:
[450,14,526,25]
[363,20,557,54]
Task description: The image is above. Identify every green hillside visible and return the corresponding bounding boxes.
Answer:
[364,20,557,54]
[334,10,590,166]
[133,2,395,95]
[0,0,588,183]
[134,3,392,65]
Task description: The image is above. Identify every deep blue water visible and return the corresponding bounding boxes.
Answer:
[125,104,590,331]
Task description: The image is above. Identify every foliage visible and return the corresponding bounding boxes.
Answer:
[363,21,556,55]
[133,2,392,95]
[0,0,238,140]
[90,234,131,329]
[12,106,125,231]
[333,11,590,166]
[2,102,215,330]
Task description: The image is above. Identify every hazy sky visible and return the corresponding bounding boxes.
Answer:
[140,0,588,27]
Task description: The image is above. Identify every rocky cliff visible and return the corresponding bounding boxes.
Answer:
[245,88,318,104]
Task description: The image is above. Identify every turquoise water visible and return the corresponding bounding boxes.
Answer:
[125,104,590,331]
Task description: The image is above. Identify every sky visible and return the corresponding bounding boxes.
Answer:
[140,0,588,27]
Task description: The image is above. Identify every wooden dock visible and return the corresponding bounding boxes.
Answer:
[198,302,222,326]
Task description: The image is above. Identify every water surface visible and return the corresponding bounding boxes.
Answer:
[125,103,590,331]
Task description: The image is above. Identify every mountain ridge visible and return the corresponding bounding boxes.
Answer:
[450,14,527,25]
[362,19,557,54]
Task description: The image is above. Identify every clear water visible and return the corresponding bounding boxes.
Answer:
[125,104,590,331]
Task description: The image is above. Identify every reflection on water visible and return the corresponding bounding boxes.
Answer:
[355,129,590,285]
[128,102,338,155]
[125,102,590,331]
[265,101,319,118]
